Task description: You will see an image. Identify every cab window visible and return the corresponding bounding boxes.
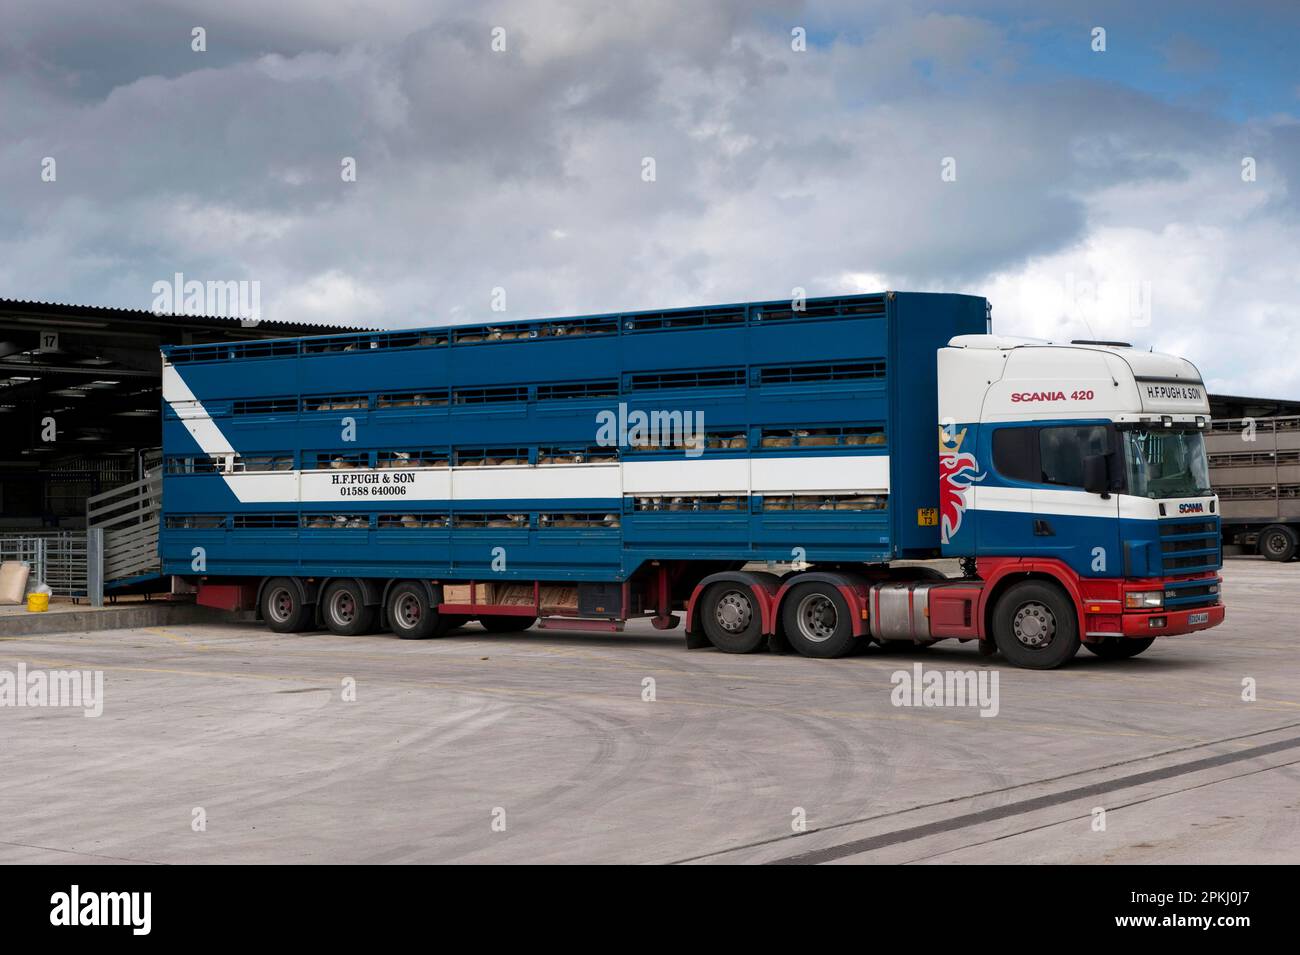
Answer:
[991,427,1038,483]
[993,424,1113,488]
[1039,425,1109,488]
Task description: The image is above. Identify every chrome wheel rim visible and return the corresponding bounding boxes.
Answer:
[1012,601,1056,649]
[715,590,752,633]
[329,589,357,627]
[267,587,293,624]
[796,594,838,643]
[394,592,421,630]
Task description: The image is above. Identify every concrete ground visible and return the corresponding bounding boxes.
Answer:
[0,559,1296,865]
[0,596,224,637]
[0,596,118,618]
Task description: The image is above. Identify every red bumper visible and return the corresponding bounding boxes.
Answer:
[1118,603,1225,638]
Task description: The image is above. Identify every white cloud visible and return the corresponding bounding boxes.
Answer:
[0,1,1297,397]
[271,269,384,326]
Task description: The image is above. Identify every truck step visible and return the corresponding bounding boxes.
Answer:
[536,616,624,632]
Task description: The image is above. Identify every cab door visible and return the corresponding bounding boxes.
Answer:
[974,423,1039,557]
[1029,423,1122,577]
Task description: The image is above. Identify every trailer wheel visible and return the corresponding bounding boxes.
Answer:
[322,579,377,636]
[261,577,312,633]
[700,582,766,653]
[782,582,856,658]
[1259,525,1297,562]
[387,582,437,639]
[480,615,537,633]
[991,581,1080,669]
[1084,636,1155,659]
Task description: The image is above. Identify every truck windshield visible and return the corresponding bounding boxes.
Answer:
[1122,429,1212,500]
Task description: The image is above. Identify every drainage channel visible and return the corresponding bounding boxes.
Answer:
[671,723,1300,865]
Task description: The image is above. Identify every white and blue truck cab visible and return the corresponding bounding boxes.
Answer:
[935,335,1224,666]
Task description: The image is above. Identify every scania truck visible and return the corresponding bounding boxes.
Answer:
[160,291,1224,669]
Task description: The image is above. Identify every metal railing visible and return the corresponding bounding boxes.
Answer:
[0,536,45,590]
[86,473,161,589]
[0,532,89,597]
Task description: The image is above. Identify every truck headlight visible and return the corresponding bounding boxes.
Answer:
[1125,590,1164,609]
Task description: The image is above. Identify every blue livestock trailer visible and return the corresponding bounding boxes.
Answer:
[160,290,1224,668]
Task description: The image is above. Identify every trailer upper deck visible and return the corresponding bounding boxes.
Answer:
[159,291,988,581]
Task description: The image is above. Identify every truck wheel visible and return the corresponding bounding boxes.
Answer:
[261,577,312,633]
[1085,636,1155,659]
[480,615,537,633]
[700,581,766,653]
[322,579,377,636]
[782,582,856,658]
[1259,525,1297,562]
[387,582,437,639]
[991,581,1080,669]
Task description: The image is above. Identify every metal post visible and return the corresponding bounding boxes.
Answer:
[87,527,104,608]
[33,537,47,589]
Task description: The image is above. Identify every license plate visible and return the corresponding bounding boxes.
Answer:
[1188,612,1209,625]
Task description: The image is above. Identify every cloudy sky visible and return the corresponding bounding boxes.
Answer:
[1,0,1297,395]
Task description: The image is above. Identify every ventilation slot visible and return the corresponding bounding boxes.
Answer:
[758,361,885,385]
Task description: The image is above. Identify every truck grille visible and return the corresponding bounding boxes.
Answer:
[1161,578,1221,610]
[1158,518,1221,576]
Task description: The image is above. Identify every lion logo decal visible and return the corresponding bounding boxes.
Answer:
[938,425,984,545]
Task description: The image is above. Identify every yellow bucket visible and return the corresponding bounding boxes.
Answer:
[26,592,49,613]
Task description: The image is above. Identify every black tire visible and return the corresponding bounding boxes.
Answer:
[261,577,313,633]
[1085,636,1155,659]
[700,581,767,653]
[1259,525,1297,562]
[321,579,377,636]
[991,581,1081,669]
[782,582,856,658]
[386,582,437,639]
[479,614,537,633]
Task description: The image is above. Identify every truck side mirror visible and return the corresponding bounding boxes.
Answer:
[1083,453,1111,498]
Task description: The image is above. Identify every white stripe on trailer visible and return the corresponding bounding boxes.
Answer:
[220,455,891,504]
[622,455,889,497]
[751,454,889,495]
[450,462,622,501]
[161,361,235,456]
[622,458,749,495]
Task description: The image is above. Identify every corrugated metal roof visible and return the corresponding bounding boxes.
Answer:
[0,297,374,332]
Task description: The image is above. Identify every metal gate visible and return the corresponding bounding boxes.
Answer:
[86,473,162,589]
[0,532,88,597]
